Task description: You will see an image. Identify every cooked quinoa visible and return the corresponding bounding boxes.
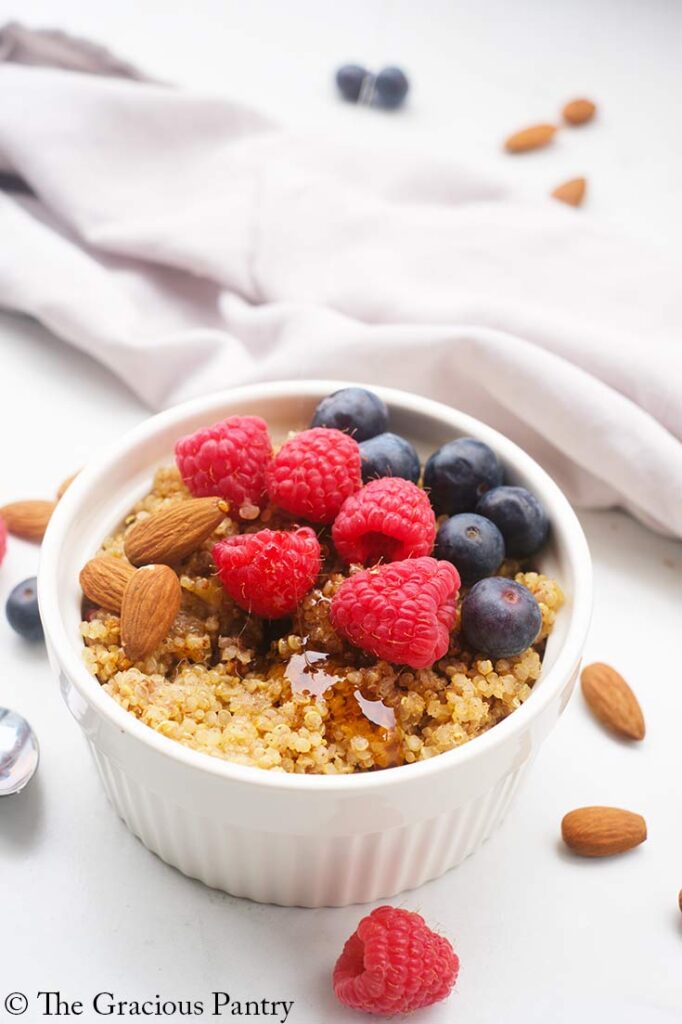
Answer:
[81,467,564,774]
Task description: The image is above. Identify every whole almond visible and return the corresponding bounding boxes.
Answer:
[80,556,136,612]
[581,662,645,740]
[678,889,682,915]
[562,98,596,126]
[124,497,228,567]
[0,500,56,542]
[504,123,557,153]
[57,471,80,500]
[552,177,587,207]
[120,564,182,662]
[561,806,646,857]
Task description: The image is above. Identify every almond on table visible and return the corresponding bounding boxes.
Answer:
[561,806,647,857]
[580,662,645,741]
[562,97,597,125]
[504,123,557,153]
[57,471,80,500]
[552,177,587,207]
[0,499,56,542]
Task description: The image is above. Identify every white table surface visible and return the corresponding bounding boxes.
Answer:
[1,2,681,1022]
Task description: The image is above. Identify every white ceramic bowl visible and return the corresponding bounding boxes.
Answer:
[39,381,591,907]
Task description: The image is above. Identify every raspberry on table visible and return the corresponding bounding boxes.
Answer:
[333,905,460,1016]
[266,428,362,524]
[332,477,436,565]
[213,527,321,619]
[330,556,460,669]
[175,415,272,517]
[0,516,6,566]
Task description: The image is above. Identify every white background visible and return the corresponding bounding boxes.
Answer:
[1,1,681,1022]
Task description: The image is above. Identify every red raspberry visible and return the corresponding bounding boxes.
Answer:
[332,477,436,565]
[213,527,321,618]
[333,905,460,1016]
[266,428,362,524]
[330,557,460,669]
[175,416,272,517]
[0,516,6,566]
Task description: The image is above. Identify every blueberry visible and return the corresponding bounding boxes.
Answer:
[435,513,505,585]
[476,486,548,558]
[360,432,420,483]
[374,66,409,109]
[6,577,43,642]
[311,387,389,441]
[336,64,370,103]
[461,577,542,658]
[424,437,503,516]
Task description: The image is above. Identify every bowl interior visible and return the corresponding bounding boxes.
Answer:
[40,382,590,785]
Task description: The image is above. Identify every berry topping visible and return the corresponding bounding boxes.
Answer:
[310,387,389,442]
[330,557,459,669]
[213,528,321,619]
[424,437,503,516]
[374,66,410,109]
[476,485,548,557]
[435,512,505,585]
[360,432,420,483]
[266,428,362,524]
[175,415,272,517]
[332,478,436,565]
[333,905,459,1016]
[335,64,371,103]
[461,576,542,657]
[0,516,6,567]
[6,577,43,642]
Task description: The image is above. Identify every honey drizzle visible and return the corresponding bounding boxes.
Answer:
[284,648,398,736]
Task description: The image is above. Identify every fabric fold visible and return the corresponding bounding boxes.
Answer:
[0,50,680,535]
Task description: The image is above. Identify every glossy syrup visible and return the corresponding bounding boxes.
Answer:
[284,648,399,762]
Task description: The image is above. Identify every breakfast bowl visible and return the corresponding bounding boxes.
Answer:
[38,381,592,907]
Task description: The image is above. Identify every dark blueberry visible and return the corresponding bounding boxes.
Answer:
[311,387,389,442]
[461,577,542,658]
[424,437,503,516]
[336,64,370,103]
[6,577,43,642]
[374,66,409,109]
[476,485,548,558]
[435,513,505,585]
[360,432,420,483]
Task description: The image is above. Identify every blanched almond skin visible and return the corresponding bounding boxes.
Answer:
[552,177,586,207]
[581,662,645,740]
[561,806,647,857]
[120,564,182,662]
[124,497,228,567]
[80,556,136,612]
[504,123,557,153]
[562,98,596,125]
[0,499,56,542]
